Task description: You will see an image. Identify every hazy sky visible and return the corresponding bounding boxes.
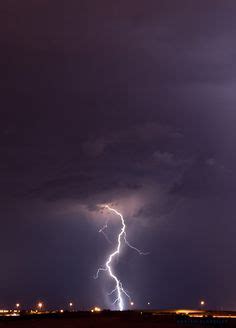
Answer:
[1,1,236,310]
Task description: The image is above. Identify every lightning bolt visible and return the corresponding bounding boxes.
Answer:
[99,222,113,245]
[95,204,148,311]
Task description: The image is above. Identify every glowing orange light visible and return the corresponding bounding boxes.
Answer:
[94,307,101,312]
[91,307,101,312]
[37,302,43,310]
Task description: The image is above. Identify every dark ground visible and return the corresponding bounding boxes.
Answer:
[0,312,234,328]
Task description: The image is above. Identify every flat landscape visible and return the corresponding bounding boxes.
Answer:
[0,311,235,328]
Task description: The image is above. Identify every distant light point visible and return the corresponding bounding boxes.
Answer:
[94,306,101,312]
[91,306,101,312]
[37,302,43,311]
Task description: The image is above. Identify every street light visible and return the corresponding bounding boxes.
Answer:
[69,302,73,311]
[37,302,43,311]
[94,307,101,312]
[200,300,205,309]
[130,302,134,307]
[15,303,20,311]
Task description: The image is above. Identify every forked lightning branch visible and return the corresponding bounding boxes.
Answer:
[95,205,148,311]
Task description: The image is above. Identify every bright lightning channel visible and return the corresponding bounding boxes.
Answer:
[95,205,148,311]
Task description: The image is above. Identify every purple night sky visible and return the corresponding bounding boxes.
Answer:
[0,1,235,310]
